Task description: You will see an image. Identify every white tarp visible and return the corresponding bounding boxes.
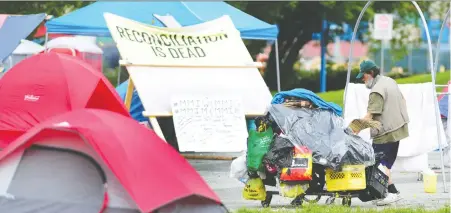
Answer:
[344,83,447,171]
[13,40,44,55]
[47,36,103,54]
[2,40,44,71]
[103,13,272,116]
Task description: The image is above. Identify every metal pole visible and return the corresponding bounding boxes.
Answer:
[433,6,451,193]
[345,1,447,192]
[320,19,328,93]
[433,9,450,77]
[344,1,373,112]
[408,45,413,73]
[44,32,49,53]
[381,40,385,75]
[116,64,121,86]
[413,0,448,193]
[275,40,281,92]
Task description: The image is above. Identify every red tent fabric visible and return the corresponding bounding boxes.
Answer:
[0,109,222,212]
[0,52,129,147]
[34,23,69,39]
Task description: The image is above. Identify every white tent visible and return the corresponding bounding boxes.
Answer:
[46,36,103,54]
[46,36,104,72]
[2,40,44,71]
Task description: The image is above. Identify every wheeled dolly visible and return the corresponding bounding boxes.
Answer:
[261,190,359,208]
[261,191,306,208]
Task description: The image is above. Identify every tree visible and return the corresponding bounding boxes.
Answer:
[0,2,92,17]
[229,1,432,91]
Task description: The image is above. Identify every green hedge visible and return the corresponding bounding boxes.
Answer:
[294,68,411,93]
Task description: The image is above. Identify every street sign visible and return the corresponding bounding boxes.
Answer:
[373,14,393,40]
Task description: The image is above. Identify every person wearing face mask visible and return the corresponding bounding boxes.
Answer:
[355,60,409,206]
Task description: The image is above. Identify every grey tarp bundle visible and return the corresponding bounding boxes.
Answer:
[268,104,375,170]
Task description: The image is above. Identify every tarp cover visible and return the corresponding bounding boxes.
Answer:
[272,88,343,116]
[0,14,46,62]
[46,2,278,40]
[268,104,375,170]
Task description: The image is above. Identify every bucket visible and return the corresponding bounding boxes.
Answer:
[423,169,437,193]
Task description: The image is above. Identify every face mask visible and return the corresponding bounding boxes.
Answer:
[365,77,374,89]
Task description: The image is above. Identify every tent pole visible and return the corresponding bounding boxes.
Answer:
[124,78,134,111]
[148,117,166,141]
[44,32,49,53]
[344,1,372,112]
[275,40,281,92]
[345,1,447,192]
[117,62,121,86]
[413,1,447,193]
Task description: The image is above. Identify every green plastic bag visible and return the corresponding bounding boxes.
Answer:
[246,127,274,171]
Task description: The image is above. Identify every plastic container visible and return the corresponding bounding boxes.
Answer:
[325,165,366,192]
[358,164,389,202]
[423,169,437,193]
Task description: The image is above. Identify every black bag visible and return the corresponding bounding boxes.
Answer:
[263,136,294,171]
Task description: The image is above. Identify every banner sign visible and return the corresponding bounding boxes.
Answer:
[104,13,252,66]
[103,13,273,117]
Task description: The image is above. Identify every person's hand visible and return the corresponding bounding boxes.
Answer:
[363,113,373,121]
[353,129,361,135]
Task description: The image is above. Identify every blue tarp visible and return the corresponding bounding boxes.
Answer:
[271,88,343,116]
[46,1,278,40]
[0,14,46,62]
[116,80,147,122]
[439,94,448,118]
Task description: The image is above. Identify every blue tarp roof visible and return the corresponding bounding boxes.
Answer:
[116,80,147,122]
[46,1,278,40]
[0,13,46,62]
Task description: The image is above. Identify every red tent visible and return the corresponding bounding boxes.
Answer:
[0,109,225,212]
[0,52,129,147]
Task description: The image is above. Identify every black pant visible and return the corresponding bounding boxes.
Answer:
[372,141,399,169]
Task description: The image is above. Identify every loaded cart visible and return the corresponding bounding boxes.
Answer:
[259,153,389,207]
[234,89,390,207]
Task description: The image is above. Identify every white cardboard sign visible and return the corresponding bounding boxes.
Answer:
[171,96,248,152]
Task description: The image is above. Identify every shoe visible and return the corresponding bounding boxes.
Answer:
[371,199,383,205]
[376,193,402,206]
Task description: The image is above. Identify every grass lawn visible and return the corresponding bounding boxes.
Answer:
[315,72,451,108]
[235,204,450,213]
